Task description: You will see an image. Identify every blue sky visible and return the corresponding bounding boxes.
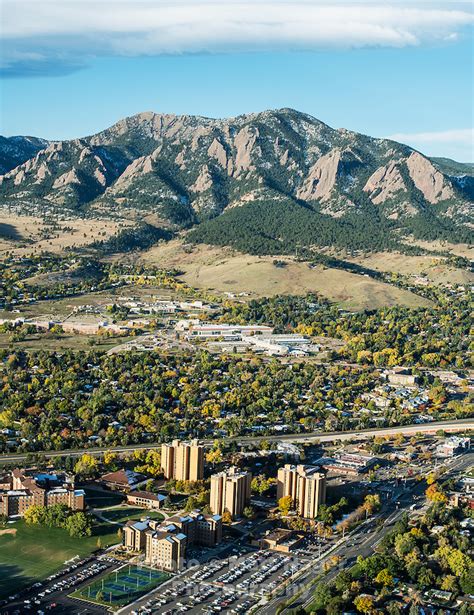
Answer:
[1,1,473,160]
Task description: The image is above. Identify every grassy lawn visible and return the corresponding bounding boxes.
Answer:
[99,506,165,524]
[0,518,120,599]
[82,485,125,508]
[71,564,169,610]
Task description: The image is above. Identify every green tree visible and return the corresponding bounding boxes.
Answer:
[64,512,92,537]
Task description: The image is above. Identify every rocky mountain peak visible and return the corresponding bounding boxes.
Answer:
[0,109,471,245]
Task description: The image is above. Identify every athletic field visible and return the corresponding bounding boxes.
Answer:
[73,564,169,607]
[0,519,118,598]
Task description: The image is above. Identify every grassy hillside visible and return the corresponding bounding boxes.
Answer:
[142,241,433,310]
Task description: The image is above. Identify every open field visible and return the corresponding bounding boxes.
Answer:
[0,212,131,255]
[349,251,474,285]
[71,564,169,609]
[0,519,119,598]
[142,241,433,310]
[402,239,474,259]
[99,507,165,524]
[0,330,138,351]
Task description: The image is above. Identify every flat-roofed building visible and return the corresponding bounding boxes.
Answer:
[384,368,418,387]
[126,491,166,510]
[313,452,377,475]
[436,436,471,458]
[259,529,304,553]
[161,439,204,481]
[183,323,273,340]
[277,464,326,519]
[210,467,251,520]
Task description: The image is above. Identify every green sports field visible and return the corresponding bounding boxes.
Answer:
[0,519,119,598]
[72,564,169,608]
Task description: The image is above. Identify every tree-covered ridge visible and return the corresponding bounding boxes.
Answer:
[187,197,474,255]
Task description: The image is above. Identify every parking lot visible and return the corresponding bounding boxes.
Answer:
[2,556,120,614]
[124,550,306,615]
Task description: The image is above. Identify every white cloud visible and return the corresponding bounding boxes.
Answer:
[388,128,474,161]
[1,1,473,76]
[389,128,473,144]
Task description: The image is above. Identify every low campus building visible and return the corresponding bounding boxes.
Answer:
[384,368,418,387]
[180,323,273,340]
[313,452,377,475]
[259,529,305,553]
[100,469,145,492]
[0,469,85,518]
[126,490,166,510]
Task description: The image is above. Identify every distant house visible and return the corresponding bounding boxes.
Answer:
[100,469,145,492]
[448,492,474,510]
[126,491,166,510]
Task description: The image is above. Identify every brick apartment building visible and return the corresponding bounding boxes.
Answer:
[124,511,222,571]
[0,468,85,518]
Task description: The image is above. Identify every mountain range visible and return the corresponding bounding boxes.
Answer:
[1,109,473,254]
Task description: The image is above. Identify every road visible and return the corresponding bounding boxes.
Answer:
[0,419,472,465]
[258,451,474,614]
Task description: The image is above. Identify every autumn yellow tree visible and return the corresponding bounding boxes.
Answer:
[425,483,448,504]
[354,594,375,614]
[221,510,232,524]
[375,568,393,587]
[206,448,223,464]
[74,453,99,478]
[278,495,292,516]
[103,450,118,468]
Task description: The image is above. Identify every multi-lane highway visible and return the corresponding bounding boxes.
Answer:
[0,419,472,465]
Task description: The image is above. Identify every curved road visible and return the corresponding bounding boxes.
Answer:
[0,418,472,465]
